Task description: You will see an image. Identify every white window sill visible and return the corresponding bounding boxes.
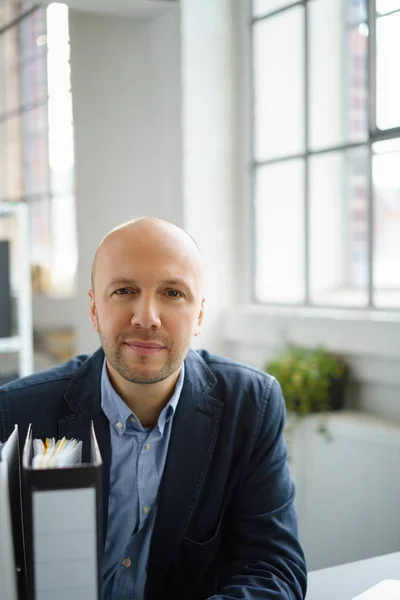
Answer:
[222,304,400,360]
[225,303,400,322]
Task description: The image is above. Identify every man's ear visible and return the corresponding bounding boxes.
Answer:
[88,289,99,333]
[194,297,205,337]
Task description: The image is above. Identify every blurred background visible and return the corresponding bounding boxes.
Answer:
[1,0,400,574]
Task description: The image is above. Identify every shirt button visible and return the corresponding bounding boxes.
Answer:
[122,558,131,568]
[130,416,136,424]
[145,443,151,450]
[143,505,149,516]
[116,420,123,430]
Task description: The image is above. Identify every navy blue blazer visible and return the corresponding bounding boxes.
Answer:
[0,348,307,600]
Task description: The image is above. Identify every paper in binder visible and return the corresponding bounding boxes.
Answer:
[22,422,103,600]
[32,436,83,469]
[0,425,27,600]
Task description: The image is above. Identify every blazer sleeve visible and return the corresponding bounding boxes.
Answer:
[0,389,5,442]
[207,378,307,600]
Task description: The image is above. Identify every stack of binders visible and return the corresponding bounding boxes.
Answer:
[0,425,26,600]
[0,423,103,600]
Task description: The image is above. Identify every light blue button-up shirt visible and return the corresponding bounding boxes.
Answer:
[100,359,184,600]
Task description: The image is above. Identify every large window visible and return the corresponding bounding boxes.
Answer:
[251,0,400,309]
[0,1,77,296]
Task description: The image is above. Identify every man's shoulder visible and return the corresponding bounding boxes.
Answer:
[0,353,90,397]
[195,348,273,383]
[193,348,276,402]
[191,350,283,440]
[0,349,104,441]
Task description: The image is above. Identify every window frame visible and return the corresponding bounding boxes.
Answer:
[0,3,77,297]
[249,0,400,310]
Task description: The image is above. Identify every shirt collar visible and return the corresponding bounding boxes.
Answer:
[101,359,185,435]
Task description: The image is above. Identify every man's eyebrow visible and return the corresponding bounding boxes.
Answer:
[106,278,193,291]
[160,279,191,289]
[106,277,137,289]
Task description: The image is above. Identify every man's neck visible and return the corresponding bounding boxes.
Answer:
[106,362,181,428]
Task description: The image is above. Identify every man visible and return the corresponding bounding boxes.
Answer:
[0,217,307,600]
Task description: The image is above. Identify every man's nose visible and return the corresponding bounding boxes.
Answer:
[130,295,161,329]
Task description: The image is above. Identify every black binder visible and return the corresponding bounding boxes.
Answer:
[22,422,103,600]
[0,425,27,600]
[0,239,12,338]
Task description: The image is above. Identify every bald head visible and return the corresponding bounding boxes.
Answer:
[88,217,205,388]
[91,217,203,294]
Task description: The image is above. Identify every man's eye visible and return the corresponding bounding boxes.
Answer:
[166,289,183,298]
[114,288,131,295]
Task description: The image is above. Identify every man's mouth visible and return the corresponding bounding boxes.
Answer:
[125,341,166,354]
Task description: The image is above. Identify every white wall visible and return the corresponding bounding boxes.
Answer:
[290,412,400,570]
[147,10,182,219]
[34,0,241,359]
[68,8,182,354]
[180,0,239,354]
[223,305,400,422]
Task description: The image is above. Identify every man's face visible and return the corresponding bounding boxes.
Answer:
[89,226,204,385]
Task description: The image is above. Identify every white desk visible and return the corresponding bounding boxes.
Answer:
[306,552,400,600]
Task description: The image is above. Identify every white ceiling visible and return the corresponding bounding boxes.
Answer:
[43,0,178,19]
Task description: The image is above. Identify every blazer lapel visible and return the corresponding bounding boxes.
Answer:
[58,348,111,549]
[147,351,223,597]
[91,410,111,547]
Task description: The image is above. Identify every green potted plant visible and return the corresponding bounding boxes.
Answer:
[265,345,349,450]
[265,345,349,420]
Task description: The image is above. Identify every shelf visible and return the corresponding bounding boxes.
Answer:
[0,337,21,353]
[0,202,33,377]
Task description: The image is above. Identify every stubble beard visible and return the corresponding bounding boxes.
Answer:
[98,328,188,385]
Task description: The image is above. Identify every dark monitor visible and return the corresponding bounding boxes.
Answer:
[0,240,12,339]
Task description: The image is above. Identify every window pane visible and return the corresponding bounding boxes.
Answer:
[255,160,305,303]
[253,0,295,17]
[24,134,49,195]
[346,0,367,25]
[5,114,24,200]
[23,102,48,136]
[0,0,27,25]
[0,36,5,116]
[253,7,305,161]
[0,212,18,293]
[20,9,47,63]
[376,13,400,130]
[21,0,35,10]
[21,57,48,106]
[47,52,71,95]
[5,0,22,22]
[0,123,5,200]
[373,139,400,308]
[46,3,70,47]
[309,148,369,307]
[51,194,77,295]
[0,4,76,297]
[309,0,368,149]
[4,26,21,113]
[28,195,52,268]
[0,0,16,26]
[0,4,5,26]
[376,0,400,15]
[346,27,369,140]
